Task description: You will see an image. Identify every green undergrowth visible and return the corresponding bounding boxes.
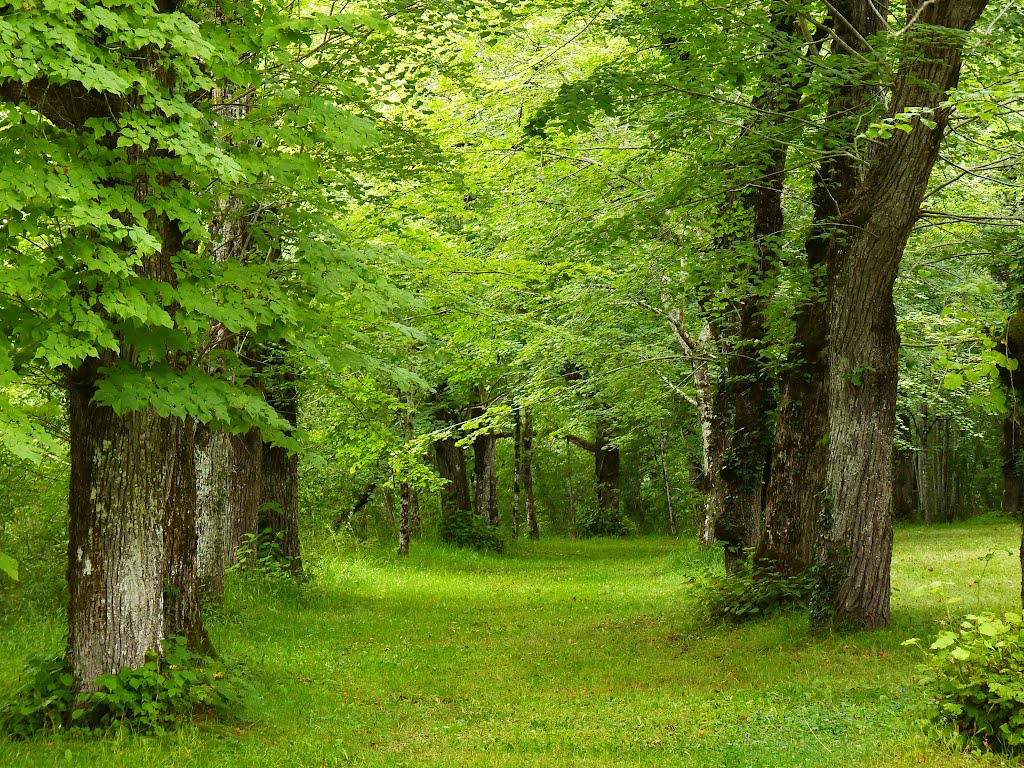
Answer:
[0,520,1021,766]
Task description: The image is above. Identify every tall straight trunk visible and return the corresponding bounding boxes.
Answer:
[162,419,207,648]
[1001,415,1023,515]
[915,413,934,524]
[659,434,678,537]
[512,408,522,538]
[225,428,262,565]
[260,369,302,576]
[893,444,917,522]
[473,432,499,526]
[594,422,620,515]
[523,408,538,539]
[399,480,413,556]
[67,363,167,692]
[195,426,232,596]
[821,0,988,627]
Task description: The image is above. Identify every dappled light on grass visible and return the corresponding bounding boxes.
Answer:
[1,522,1021,767]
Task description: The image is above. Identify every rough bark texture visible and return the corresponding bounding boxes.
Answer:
[759,0,879,575]
[195,426,232,597]
[225,429,262,565]
[259,368,303,576]
[821,0,988,627]
[67,363,167,691]
[473,432,499,526]
[162,419,207,649]
[260,444,302,575]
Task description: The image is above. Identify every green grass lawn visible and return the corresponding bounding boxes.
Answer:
[1,520,1022,767]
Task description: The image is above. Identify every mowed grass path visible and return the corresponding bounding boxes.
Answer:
[2,521,1022,767]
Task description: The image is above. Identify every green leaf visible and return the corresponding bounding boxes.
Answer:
[942,372,964,390]
[0,552,18,581]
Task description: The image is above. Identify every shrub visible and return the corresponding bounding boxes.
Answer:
[908,612,1024,752]
[696,556,816,621]
[439,509,504,553]
[0,635,246,737]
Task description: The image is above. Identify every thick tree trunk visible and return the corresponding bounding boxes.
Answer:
[820,0,988,627]
[195,426,232,596]
[67,363,167,692]
[162,419,207,649]
[225,428,262,565]
[1001,415,1023,515]
[523,408,539,539]
[260,444,302,575]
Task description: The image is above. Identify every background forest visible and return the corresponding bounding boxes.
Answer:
[2,0,1024,766]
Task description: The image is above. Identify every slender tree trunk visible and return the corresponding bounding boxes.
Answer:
[523,408,538,539]
[473,432,499,526]
[67,363,167,692]
[399,479,412,556]
[659,433,677,537]
[259,369,302,576]
[594,422,620,516]
[512,408,522,538]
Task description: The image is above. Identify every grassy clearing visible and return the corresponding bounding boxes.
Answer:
[1,519,1021,767]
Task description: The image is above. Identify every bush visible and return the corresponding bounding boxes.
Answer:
[577,505,636,538]
[0,635,246,737]
[909,612,1024,752]
[696,556,816,621]
[439,509,504,553]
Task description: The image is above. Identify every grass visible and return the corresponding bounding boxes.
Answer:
[0,519,1022,767]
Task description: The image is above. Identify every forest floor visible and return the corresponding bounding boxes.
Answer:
[1,520,1022,767]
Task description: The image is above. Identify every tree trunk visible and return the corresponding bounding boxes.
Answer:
[473,431,499,526]
[512,408,522,538]
[594,422,620,515]
[225,428,262,566]
[259,370,303,576]
[162,419,207,649]
[523,408,539,539]
[1001,415,1023,515]
[820,0,988,628]
[659,433,677,537]
[195,426,232,597]
[66,363,168,692]
[399,480,413,556]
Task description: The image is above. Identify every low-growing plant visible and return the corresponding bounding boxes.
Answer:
[695,555,816,621]
[906,612,1024,752]
[0,635,246,737]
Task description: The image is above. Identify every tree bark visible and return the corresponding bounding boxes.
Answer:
[473,431,499,526]
[821,0,989,627]
[225,428,262,566]
[259,368,303,576]
[162,419,207,649]
[195,426,232,597]
[67,363,167,692]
